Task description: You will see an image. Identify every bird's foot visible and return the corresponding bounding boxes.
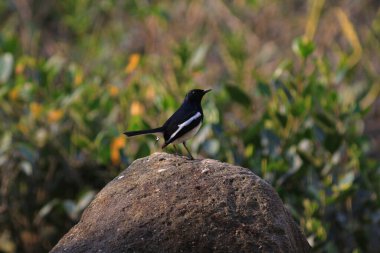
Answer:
[182,142,194,160]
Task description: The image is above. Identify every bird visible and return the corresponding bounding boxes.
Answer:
[123,89,211,159]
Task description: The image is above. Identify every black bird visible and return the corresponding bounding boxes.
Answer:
[123,89,211,159]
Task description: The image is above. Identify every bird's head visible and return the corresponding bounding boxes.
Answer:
[184,89,211,103]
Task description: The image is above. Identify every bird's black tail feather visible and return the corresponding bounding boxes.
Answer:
[123,127,164,137]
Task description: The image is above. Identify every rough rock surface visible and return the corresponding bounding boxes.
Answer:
[51,152,311,253]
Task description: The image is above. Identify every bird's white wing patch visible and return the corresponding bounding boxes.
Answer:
[168,112,201,142]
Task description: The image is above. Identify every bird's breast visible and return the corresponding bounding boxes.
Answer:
[171,121,202,144]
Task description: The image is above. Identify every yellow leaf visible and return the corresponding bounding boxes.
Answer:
[30,102,43,118]
[17,122,28,135]
[15,63,25,75]
[304,0,325,41]
[335,8,362,67]
[108,85,120,97]
[360,83,380,109]
[48,109,64,123]
[74,72,83,86]
[125,54,140,74]
[114,135,126,148]
[9,88,19,101]
[111,135,126,164]
[130,101,145,116]
[145,87,156,100]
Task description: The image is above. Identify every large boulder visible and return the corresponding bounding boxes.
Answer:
[51,152,311,253]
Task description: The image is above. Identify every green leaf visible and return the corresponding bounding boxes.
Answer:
[257,81,271,97]
[275,112,287,128]
[37,199,59,218]
[224,33,247,62]
[20,161,33,176]
[15,143,37,163]
[63,200,77,220]
[175,41,191,67]
[189,43,209,69]
[76,191,95,211]
[244,121,263,145]
[225,85,251,107]
[314,111,336,132]
[338,172,355,191]
[0,132,12,152]
[0,53,14,83]
[292,37,315,59]
[323,132,342,153]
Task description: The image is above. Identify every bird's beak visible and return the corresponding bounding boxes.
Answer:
[203,89,212,94]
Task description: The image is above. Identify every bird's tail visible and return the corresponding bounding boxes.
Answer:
[123,127,164,137]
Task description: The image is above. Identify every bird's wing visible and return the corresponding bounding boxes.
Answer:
[163,109,203,145]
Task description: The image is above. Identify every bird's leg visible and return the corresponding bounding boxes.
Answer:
[173,144,179,155]
[183,142,194,160]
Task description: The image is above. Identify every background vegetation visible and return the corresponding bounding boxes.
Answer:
[1,0,380,252]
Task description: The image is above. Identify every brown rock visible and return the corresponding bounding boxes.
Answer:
[51,153,311,253]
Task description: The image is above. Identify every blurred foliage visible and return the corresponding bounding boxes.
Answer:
[1,0,380,252]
